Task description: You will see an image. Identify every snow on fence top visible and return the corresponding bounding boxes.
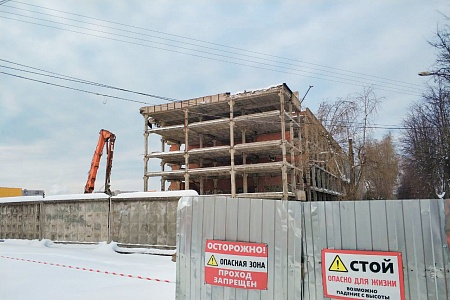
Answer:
[0,190,198,203]
[0,193,109,203]
[112,190,198,199]
[44,193,110,201]
[0,195,44,203]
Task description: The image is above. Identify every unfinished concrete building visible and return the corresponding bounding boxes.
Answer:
[140,83,346,201]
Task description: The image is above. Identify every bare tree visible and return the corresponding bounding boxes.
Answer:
[397,158,434,199]
[364,134,399,199]
[317,86,383,200]
[400,81,450,198]
[400,18,450,199]
[427,17,450,81]
[317,96,358,152]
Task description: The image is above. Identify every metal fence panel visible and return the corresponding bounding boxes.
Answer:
[370,200,389,250]
[419,199,448,298]
[176,196,303,300]
[387,200,410,298]
[202,196,215,300]
[301,201,315,300]
[248,198,263,300]
[190,195,203,300]
[236,198,251,300]
[274,200,288,299]
[212,196,227,300]
[404,200,427,298]
[261,198,276,300]
[339,201,357,249]
[176,196,196,299]
[177,197,449,300]
[224,197,239,300]
[355,200,372,250]
[300,199,450,300]
[287,201,303,300]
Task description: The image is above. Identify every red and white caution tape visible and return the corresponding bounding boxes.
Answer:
[0,255,174,284]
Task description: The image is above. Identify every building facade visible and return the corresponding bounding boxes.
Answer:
[140,84,346,201]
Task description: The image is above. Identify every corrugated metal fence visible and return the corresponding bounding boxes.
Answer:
[176,196,450,299]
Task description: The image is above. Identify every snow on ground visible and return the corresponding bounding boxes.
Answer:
[0,239,176,300]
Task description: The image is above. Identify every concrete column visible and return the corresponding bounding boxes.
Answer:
[199,134,203,195]
[253,175,258,193]
[107,197,111,243]
[229,99,236,197]
[160,138,166,191]
[242,128,247,193]
[312,167,316,191]
[213,153,218,194]
[297,110,304,191]
[213,178,218,194]
[184,109,190,190]
[143,115,149,191]
[200,177,204,195]
[289,102,296,196]
[303,114,311,197]
[279,91,288,200]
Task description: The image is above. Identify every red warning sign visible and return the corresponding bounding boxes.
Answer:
[322,249,405,300]
[204,240,268,290]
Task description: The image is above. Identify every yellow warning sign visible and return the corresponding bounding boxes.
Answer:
[328,255,348,272]
[207,255,218,267]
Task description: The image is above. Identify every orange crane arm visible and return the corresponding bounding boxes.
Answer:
[84,129,116,194]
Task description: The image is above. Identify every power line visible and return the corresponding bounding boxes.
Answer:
[0,3,428,131]
[0,60,415,131]
[0,10,419,95]
[2,4,422,92]
[0,14,421,97]
[0,5,422,96]
[0,58,418,131]
[0,71,152,105]
[7,0,422,90]
[0,59,178,102]
[1,69,418,131]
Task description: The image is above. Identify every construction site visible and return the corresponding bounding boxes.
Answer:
[140,83,346,201]
[0,83,352,248]
[0,84,350,201]
[2,83,449,299]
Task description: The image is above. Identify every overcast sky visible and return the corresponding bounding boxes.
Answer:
[0,0,448,195]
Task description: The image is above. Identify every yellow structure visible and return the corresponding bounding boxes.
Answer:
[0,187,23,197]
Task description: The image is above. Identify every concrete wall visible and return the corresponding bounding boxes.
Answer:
[42,200,109,242]
[110,197,178,246]
[0,202,40,239]
[0,193,185,246]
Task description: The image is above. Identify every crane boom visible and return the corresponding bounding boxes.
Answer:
[84,129,116,195]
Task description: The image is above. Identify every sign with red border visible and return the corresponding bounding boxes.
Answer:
[204,240,268,290]
[322,249,405,300]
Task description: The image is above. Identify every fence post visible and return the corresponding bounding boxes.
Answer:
[39,201,44,240]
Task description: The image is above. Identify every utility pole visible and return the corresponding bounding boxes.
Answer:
[348,138,355,199]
